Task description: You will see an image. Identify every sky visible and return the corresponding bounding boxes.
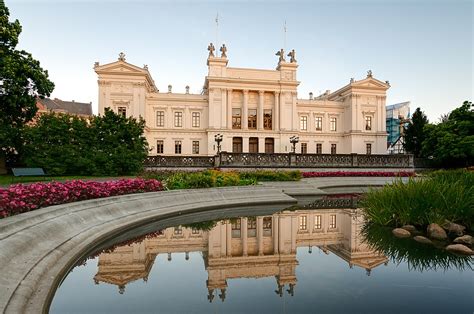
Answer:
[6,0,473,121]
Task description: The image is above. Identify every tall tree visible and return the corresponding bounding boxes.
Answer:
[403,107,429,157]
[0,3,55,157]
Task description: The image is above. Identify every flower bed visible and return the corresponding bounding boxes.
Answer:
[0,179,163,218]
[302,171,415,178]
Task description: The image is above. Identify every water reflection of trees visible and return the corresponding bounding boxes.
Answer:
[362,223,473,272]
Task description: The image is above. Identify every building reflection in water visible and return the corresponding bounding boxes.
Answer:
[92,208,387,301]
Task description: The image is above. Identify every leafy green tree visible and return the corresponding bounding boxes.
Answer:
[0,3,55,157]
[403,107,429,157]
[23,109,149,175]
[422,101,474,167]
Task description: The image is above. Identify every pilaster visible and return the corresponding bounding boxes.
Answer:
[274,92,280,131]
[227,89,233,129]
[258,91,264,130]
[257,217,264,256]
[242,218,248,256]
[242,90,249,130]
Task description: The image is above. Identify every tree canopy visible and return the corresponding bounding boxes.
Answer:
[403,107,429,158]
[0,3,55,157]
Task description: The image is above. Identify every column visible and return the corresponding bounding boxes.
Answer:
[226,221,232,257]
[274,92,280,131]
[291,216,297,253]
[273,216,279,254]
[242,90,249,130]
[258,91,264,130]
[258,137,265,153]
[227,89,233,129]
[279,92,285,130]
[257,217,264,255]
[292,92,297,131]
[242,218,248,256]
[242,137,249,153]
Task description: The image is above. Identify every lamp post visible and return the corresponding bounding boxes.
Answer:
[289,136,299,153]
[214,133,223,153]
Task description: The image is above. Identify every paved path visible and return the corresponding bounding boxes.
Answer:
[0,177,407,313]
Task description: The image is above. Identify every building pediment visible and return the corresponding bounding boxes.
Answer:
[95,61,148,75]
[350,77,389,90]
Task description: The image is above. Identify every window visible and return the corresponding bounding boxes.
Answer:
[192,112,200,128]
[264,109,272,130]
[299,216,307,231]
[300,116,307,130]
[248,109,257,129]
[331,144,337,155]
[231,219,241,238]
[118,107,126,118]
[330,117,337,131]
[175,140,182,154]
[263,217,272,236]
[232,108,241,129]
[314,215,322,229]
[174,112,183,127]
[329,215,337,229]
[316,143,322,154]
[301,143,307,154]
[366,143,372,155]
[232,137,243,153]
[365,116,372,130]
[156,111,165,127]
[315,116,323,131]
[249,137,259,153]
[192,141,199,154]
[156,140,164,154]
[265,138,274,154]
[174,226,183,235]
[248,218,257,237]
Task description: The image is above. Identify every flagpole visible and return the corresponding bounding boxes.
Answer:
[215,12,219,48]
[284,20,287,52]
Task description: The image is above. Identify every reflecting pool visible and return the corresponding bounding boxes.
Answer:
[51,201,473,313]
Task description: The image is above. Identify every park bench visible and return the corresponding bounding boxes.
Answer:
[11,168,47,183]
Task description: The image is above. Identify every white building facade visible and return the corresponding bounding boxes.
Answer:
[95,46,390,156]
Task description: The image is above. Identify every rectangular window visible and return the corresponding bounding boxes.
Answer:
[300,116,308,130]
[232,108,241,129]
[156,111,165,127]
[263,217,272,236]
[232,137,243,153]
[366,143,372,155]
[314,215,322,229]
[249,137,259,153]
[329,215,336,229]
[315,116,323,131]
[330,117,337,131]
[156,140,164,154]
[331,144,337,155]
[175,140,182,154]
[265,138,274,154]
[231,219,241,238]
[174,226,182,235]
[264,109,272,130]
[192,112,200,128]
[316,143,322,154]
[248,109,257,129]
[365,116,372,131]
[118,107,126,118]
[192,141,199,154]
[299,216,307,231]
[174,112,183,127]
[301,143,307,154]
[248,218,256,237]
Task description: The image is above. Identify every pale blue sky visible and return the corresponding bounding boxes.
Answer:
[7,0,473,120]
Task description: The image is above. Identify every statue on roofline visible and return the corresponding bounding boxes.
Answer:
[276,48,285,62]
[208,43,215,57]
[220,44,227,58]
[287,49,296,63]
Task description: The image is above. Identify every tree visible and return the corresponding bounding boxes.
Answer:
[422,101,474,167]
[0,3,55,158]
[403,107,429,157]
[23,109,149,175]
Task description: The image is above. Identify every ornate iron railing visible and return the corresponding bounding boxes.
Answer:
[144,155,215,168]
[143,153,413,168]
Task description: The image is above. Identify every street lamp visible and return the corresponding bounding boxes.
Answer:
[289,136,299,153]
[214,133,223,153]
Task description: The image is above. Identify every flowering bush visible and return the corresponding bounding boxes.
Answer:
[0,179,163,218]
[302,171,415,178]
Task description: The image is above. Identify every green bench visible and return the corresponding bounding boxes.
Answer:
[11,168,48,183]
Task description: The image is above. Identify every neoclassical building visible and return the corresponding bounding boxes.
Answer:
[95,45,390,156]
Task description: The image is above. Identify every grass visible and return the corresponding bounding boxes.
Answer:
[360,169,474,228]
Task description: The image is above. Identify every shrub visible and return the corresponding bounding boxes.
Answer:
[302,171,415,178]
[360,170,474,227]
[0,178,163,218]
[240,170,301,181]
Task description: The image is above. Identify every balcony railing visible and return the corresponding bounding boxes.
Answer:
[144,155,215,168]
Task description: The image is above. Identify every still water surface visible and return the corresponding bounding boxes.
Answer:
[51,204,473,313]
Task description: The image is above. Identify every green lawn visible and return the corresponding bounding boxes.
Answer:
[0,175,135,186]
